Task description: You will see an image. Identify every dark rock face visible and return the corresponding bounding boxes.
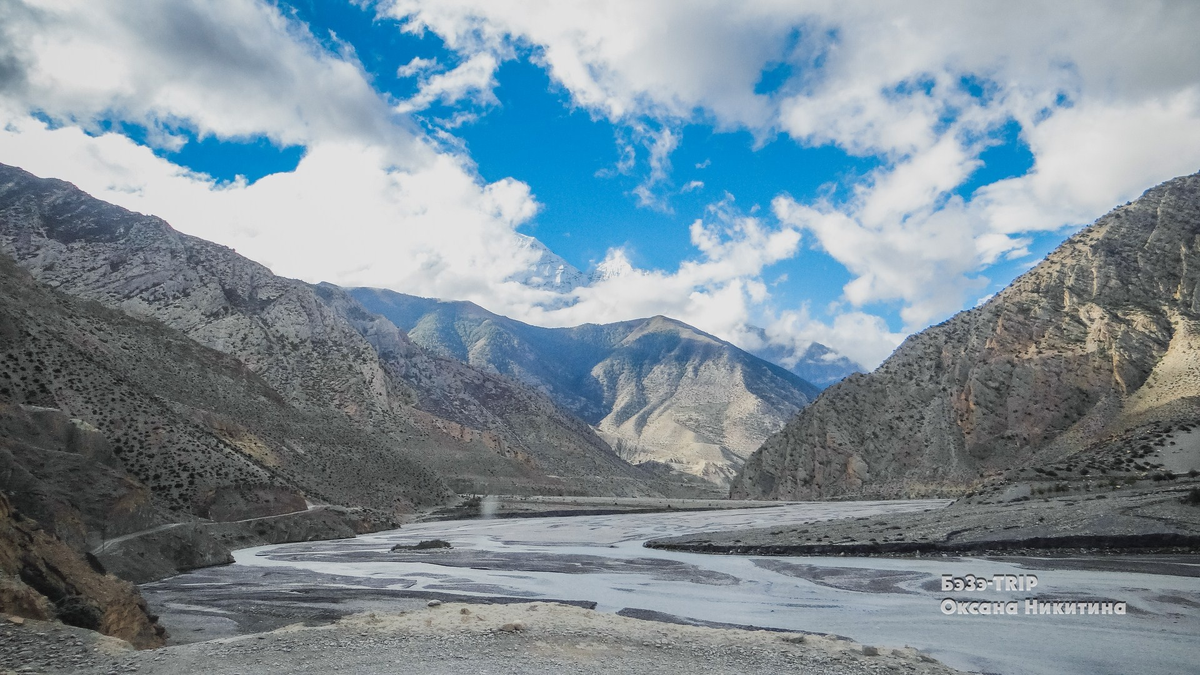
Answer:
[734,172,1200,500]
[352,289,819,484]
[0,162,666,499]
[0,492,166,648]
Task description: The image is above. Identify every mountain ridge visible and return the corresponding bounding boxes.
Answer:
[732,170,1200,500]
[350,287,820,484]
[0,162,677,500]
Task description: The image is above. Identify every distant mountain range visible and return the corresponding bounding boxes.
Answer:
[744,327,862,389]
[734,170,1200,500]
[351,288,820,483]
[506,238,863,390]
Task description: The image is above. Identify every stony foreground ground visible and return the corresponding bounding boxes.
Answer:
[1,602,961,675]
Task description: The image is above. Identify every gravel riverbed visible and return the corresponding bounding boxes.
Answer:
[2,602,959,675]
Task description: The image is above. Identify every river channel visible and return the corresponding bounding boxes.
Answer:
[142,501,1200,675]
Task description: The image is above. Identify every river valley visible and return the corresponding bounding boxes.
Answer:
[142,501,1200,675]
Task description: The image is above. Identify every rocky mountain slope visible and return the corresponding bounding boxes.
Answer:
[0,163,672,500]
[351,288,820,484]
[733,171,1200,500]
[0,250,447,522]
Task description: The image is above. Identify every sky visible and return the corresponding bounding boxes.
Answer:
[1,1,1199,369]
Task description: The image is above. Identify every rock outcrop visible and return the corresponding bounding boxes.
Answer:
[351,289,819,484]
[733,171,1200,500]
[0,491,165,648]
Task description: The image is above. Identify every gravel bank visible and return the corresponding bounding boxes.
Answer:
[1,602,961,675]
[648,483,1200,556]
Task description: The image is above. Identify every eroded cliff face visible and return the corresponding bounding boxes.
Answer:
[0,403,166,646]
[0,493,166,649]
[733,172,1200,500]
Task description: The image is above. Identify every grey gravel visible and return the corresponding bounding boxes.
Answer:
[0,603,962,675]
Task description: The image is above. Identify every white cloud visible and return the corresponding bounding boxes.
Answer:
[0,117,558,308]
[0,1,552,310]
[1,0,415,153]
[505,198,803,352]
[378,0,1200,363]
[395,52,500,113]
[630,124,679,209]
[761,307,905,373]
[4,0,1200,372]
[396,55,439,78]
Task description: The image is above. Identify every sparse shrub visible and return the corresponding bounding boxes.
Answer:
[392,539,452,551]
[1183,489,1200,506]
[413,539,452,549]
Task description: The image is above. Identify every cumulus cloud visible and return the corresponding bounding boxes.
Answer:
[0,117,561,309]
[1,0,414,153]
[765,308,906,372]
[4,0,1200,371]
[0,0,554,309]
[509,198,802,347]
[379,0,1200,363]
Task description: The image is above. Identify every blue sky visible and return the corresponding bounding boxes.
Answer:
[2,1,1197,367]
[128,1,1030,335]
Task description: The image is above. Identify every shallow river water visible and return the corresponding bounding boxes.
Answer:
[145,501,1200,675]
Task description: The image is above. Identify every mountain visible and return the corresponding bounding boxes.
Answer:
[507,234,589,294]
[507,235,636,292]
[744,328,862,388]
[350,288,820,484]
[0,248,449,519]
[733,171,1200,500]
[0,163,671,500]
